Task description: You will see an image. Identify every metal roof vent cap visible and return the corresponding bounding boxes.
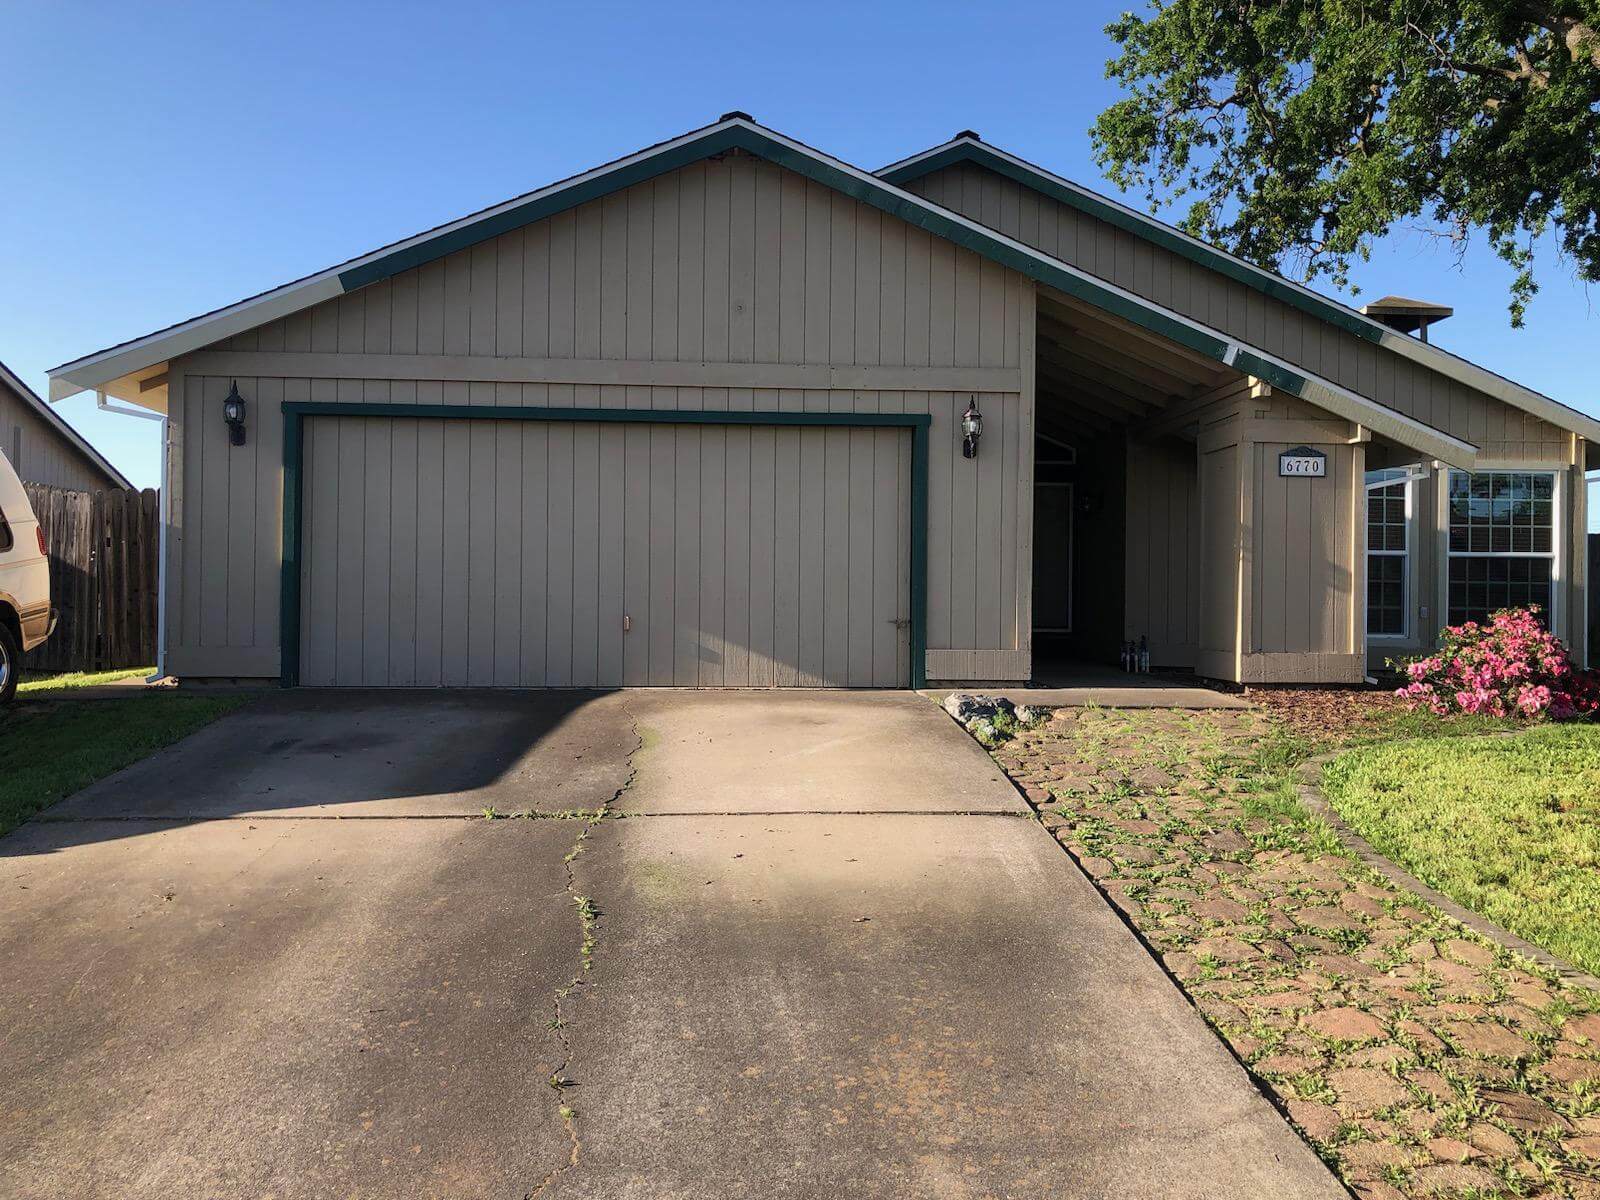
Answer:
[1360,295,1454,343]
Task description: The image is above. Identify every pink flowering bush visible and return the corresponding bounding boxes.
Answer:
[1394,606,1600,720]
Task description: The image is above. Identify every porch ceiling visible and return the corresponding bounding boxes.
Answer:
[1034,291,1240,441]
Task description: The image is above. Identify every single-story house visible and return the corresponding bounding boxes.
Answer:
[47,115,1600,688]
[1,358,131,492]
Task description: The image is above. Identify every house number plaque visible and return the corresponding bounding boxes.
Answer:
[1278,446,1327,478]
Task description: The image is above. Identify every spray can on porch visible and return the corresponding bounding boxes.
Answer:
[1138,635,1150,674]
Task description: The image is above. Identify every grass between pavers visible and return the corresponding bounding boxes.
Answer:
[17,666,154,695]
[986,702,1600,1200]
[0,694,250,836]
[1324,726,1600,980]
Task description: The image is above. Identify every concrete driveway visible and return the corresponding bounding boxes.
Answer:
[0,691,1342,1199]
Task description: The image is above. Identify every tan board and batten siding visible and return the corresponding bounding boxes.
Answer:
[1125,437,1202,667]
[162,154,1036,684]
[906,159,1588,666]
[0,382,117,492]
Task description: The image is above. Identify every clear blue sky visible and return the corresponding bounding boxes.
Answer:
[4,1,1596,494]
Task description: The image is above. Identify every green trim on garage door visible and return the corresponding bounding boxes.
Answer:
[279,402,932,689]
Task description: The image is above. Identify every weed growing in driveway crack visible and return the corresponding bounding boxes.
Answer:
[529,703,643,1199]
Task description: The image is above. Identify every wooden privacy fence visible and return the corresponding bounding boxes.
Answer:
[22,484,160,673]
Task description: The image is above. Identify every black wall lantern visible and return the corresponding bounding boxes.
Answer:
[223,380,247,446]
[960,397,983,459]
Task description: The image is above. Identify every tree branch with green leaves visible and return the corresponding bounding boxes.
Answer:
[1091,0,1600,325]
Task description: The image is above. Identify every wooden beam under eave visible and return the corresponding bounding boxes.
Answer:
[1035,351,1166,416]
[1039,323,1204,396]
[1036,332,1198,401]
[1131,389,1242,441]
[1038,287,1239,379]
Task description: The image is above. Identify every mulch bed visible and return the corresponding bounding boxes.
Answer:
[987,705,1600,1200]
[1247,686,1407,742]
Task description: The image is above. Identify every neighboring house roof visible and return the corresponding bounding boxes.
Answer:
[877,133,1600,447]
[0,357,133,489]
[51,114,1492,465]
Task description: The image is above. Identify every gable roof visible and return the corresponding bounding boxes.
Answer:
[879,134,1600,447]
[0,358,133,489]
[50,115,1478,466]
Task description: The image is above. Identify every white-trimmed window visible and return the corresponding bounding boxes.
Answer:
[1446,470,1557,626]
[1365,468,1414,637]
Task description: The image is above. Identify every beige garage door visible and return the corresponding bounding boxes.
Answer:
[298,416,912,687]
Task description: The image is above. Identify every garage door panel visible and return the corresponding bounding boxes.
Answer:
[571,424,603,687]
[621,425,650,685]
[594,424,626,687]
[722,426,752,686]
[300,416,910,687]
[697,426,727,688]
[491,422,523,687]
[361,418,394,687]
[412,419,444,687]
[440,421,472,685]
[388,418,420,687]
[672,426,701,687]
[334,417,367,686]
[514,423,545,686]
[542,423,574,686]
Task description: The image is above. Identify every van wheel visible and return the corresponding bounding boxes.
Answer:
[0,622,18,704]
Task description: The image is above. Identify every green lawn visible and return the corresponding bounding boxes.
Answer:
[1322,725,1600,976]
[0,694,250,837]
[17,667,154,695]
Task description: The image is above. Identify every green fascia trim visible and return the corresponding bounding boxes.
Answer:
[338,126,751,291]
[336,125,1233,369]
[280,408,304,686]
[880,142,1384,347]
[1230,351,1308,398]
[277,402,933,690]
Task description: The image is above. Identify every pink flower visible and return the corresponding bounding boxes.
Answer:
[1398,606,1597,722]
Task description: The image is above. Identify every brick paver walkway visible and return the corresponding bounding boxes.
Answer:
[989,705,1600,1200]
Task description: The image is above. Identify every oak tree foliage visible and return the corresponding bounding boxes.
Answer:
[1092,1,1600,324]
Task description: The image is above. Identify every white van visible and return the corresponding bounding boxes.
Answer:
[0,451,53,702]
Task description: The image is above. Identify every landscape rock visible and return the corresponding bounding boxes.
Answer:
[942,693,1015,724]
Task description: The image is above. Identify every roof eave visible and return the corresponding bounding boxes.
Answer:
[44,116,1483,471]
[879,136,1600,446]
[0,360,134,489]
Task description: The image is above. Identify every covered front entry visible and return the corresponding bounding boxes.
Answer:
[1029,288,1243,670]
[294,412,915,688]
